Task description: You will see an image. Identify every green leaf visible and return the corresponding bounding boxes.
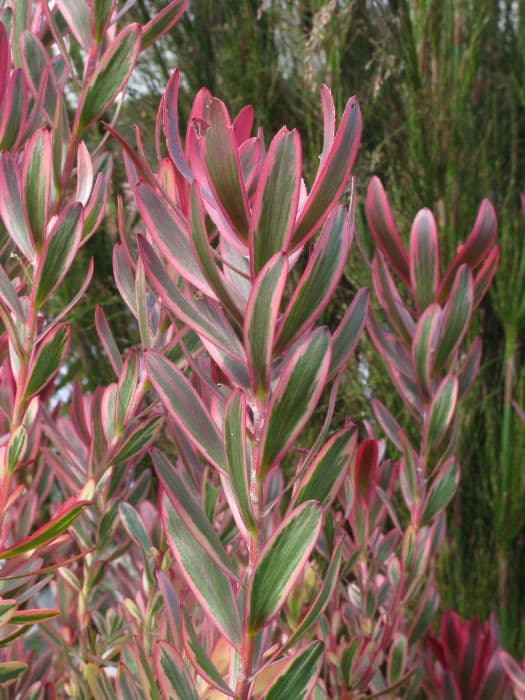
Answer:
[0,152,35,262]
[163,497,242,647]
[293,428,356,507]
[93,0,114,43]
[281,539,344,652]
[223,390,256,534]
[248,501,323,631]
[6,425,27,473]
[56,0,91,50]
[152,449,237,579]
[112,414,163,464]
[244,252,288,396]
[203,98,250,242]
[189,182,242,323]
[145,351,225,473]
[9,608,59,624]
[119,502,152,554]
[292,95,361,248]
[433,265,473,372]
[387,633,408,684]
[154,640,198,700]
[409,209,439,310]
[0,600,17,626]
[424,375,458,455]
[34,203,83,309]
[115,350,139,434]
[78,24,141,129]
[141,0,188,49]
[263,641,324,700]
[22,128,51,246]
[412,304,440,399]
[0,661,27,687]
[23,325,70,401]
[260,328,331,476]
[250,127,301,273]
[0,262,24,321]
[0,497,90,559]
[182,609,235,696]
[420,457,459,524]
[277,206,350,351]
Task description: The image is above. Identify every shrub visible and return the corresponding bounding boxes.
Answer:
[0,1,512,697]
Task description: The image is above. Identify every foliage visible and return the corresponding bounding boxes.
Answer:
[0,1,519,698]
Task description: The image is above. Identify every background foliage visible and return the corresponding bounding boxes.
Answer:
[91,0,524,656]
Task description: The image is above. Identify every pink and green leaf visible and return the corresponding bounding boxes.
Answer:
[409,208,439,310]
[0,151,35,262]
[372,253,414,346]
[23,324,70,400]
[247,501,323,631]
[22,127,52,246]
[182,609,235,696]
[163,69,192,181]
[92,0,115,43]
[163,498,242,648]
[203,98,251,242]
[424,375,458,455]
[412,304,441,399]
[260,328,331,475]
[433,265,473,372]
[119,502,153,554]
[56,0,91,51]
[329,287,369,378]
[0,661,27,688]
[145,351,226,473]
[136,182,214,295]
[366,177,410,284]
[439,199,497,300]
[95,305,123,376]
[189,182,242,322]
[261,641,324,700]
[115,349,139,433]
[277,206,351,352]
[152,449,237,579]
[0,497,90,559]
[8,608,60,624]
[372,398,408,452]
[250,127,301,274]
[7,424,27,473]
[292,96,361,248]
[111,415,163,465]
[457,338,482,399]
[281,539,344,653]
[0,263,24,321]
[473,245,499,309]
[0,70,29,152]
[141,0,188,49]
[223,390,257,534]
[420,457,459,524]
[293,427,356,507]
[78,24,141,130]
[33,202,83,309]
[153,640,198,700]
[245,252,288,396]
[139,236,245,360]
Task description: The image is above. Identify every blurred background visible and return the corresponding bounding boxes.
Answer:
[71,0,525,657]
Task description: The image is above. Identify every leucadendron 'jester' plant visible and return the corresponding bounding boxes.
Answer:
[103,60,502,696]
[0,0,187,692]
[0,1,515,697]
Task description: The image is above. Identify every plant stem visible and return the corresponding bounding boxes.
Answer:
[236,404,264,699]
